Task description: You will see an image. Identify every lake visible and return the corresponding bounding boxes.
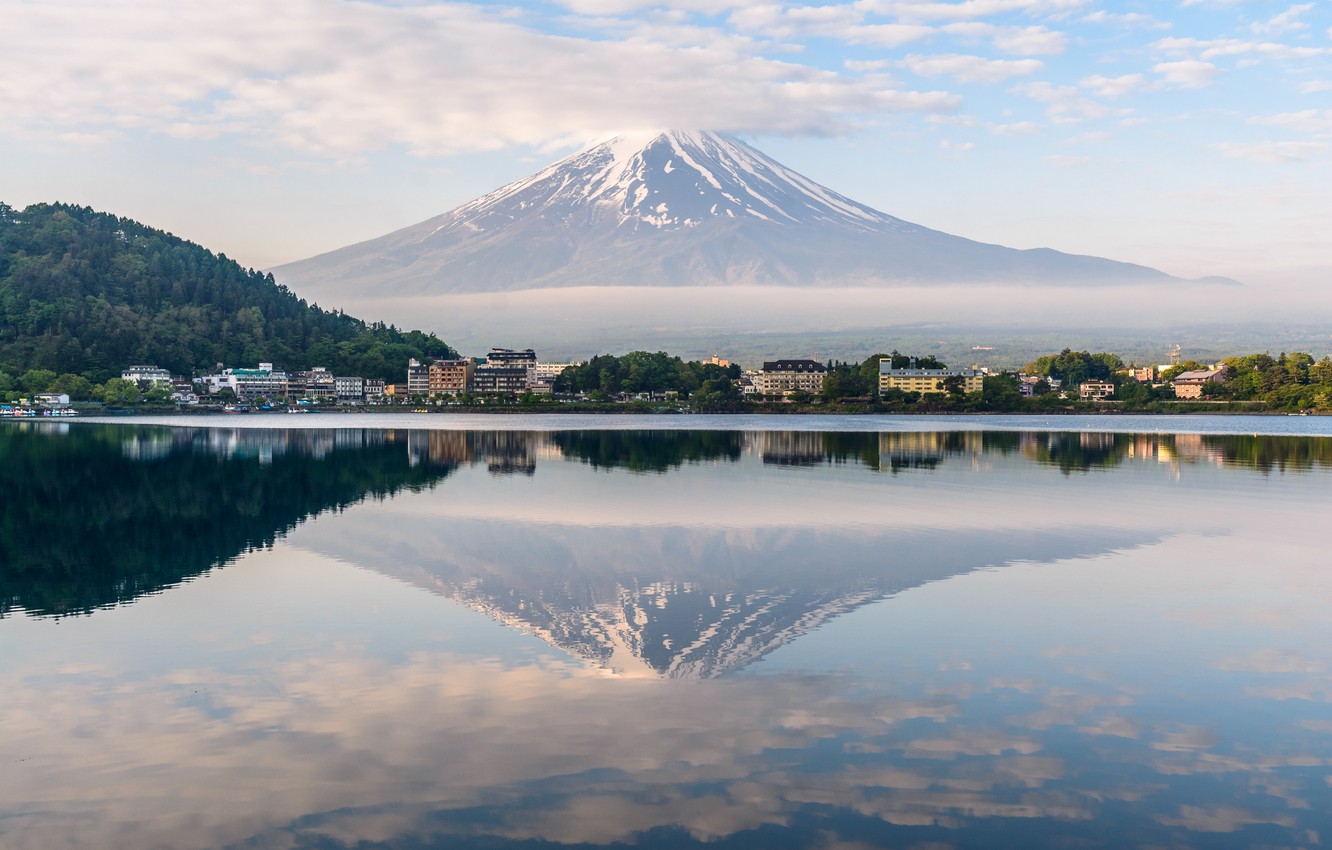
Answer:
[3,416,1331,849]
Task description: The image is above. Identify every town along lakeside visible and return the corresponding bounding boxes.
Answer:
[12,347,1332,417]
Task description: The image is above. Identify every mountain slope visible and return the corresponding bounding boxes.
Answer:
[273,130,1221,297]
[0,202,455,381]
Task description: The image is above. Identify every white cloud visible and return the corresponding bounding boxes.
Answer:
[855,0,1090,22]
[941,22,1068,55]
[1011,81,1129,124]
[1080,73,1148,98]
[1153,60,1222,89]
[0,0,959,156]
[844,59,894,73]
[1300,80,1332,94]
[1082,11,1171,30]
[1045,154,1092,166]
[556,0,755,12]
[1213,140,1329,163]
[988,120,1041,135]
[993,25,1069,55]
[1250,4,1313,36]
[1154,36,1329,61]
[929,114,980,126]
[1248,109,1332,135]
[901,53,1045,83]
[724,4,937,47]
[845,22,941,47]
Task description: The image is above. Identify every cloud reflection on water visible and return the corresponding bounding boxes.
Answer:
[6,623,1331,849]
[3,424,1332,849]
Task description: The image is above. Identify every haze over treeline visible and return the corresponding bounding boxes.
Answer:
[334,285,1332,367]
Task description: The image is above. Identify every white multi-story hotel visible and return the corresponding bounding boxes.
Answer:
[756,360,827,396]
[221,363,289,400]
[121,365,173,385]
[334,375,365,401]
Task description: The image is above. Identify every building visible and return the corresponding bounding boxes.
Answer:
[428,359,474,396]
[1079,380,1116,400]
[335,376,365,402]
[529,361,577,383]
[364,379,386,399]
[1173,368,1228,399]
[527,361,578,394]
[757,359,827,396]
[1121,366,1157,383]
[222,363,288,400]
[471,348,539,395]
[406,359,430,397]
[879,363,983,395]
[485,348,538,369]
[121,365,173,385]
[289,367,335,399]
[471,364,529,395]
[34,392,71,408]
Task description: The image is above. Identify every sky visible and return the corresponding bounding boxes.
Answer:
[3,0,1330,292]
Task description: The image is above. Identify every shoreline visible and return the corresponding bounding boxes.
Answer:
[75,403,1322,418]
[27,411,1332,440]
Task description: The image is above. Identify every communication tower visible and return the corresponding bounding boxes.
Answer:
[1168,344,1182,366]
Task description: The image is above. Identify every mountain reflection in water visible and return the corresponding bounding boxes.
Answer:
[3,421,1332,849]
[2,423,1327,622]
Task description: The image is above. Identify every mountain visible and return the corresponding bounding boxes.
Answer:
[308,514,1160,679]
[272,130,1230,297]
[0,202,456,382]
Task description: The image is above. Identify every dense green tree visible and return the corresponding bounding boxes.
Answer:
[50,373,93,399]
[19,368,57,393]
[143,382,173,403]
[96,377,141,404]
[980,374,1023,408]
[1026,349,1123,385]
[859,353,890,387]
[1211,351,1332,410]
[691,377,745,411]
[0,202,456,384]
[820,361,872,401]
[555,351,739,397]
[1115,379,1168,407]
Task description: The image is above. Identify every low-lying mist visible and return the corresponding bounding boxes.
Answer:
[328,283,1332,368]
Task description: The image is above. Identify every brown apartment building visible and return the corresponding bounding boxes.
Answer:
[428,359,475,396]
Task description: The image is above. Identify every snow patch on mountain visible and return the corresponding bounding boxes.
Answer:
[430,130,908,237]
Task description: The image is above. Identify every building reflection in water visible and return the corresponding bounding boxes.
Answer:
[75,423,1332,477]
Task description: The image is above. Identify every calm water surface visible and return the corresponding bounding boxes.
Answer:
[2,420,1331,849]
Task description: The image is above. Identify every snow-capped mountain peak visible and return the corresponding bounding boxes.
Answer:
[438,129,906,235]
[272,129,1217,296]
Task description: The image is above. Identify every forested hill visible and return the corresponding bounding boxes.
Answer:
[0,202,456,382]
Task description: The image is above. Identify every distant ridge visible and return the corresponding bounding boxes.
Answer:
[273,130,1237,298]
